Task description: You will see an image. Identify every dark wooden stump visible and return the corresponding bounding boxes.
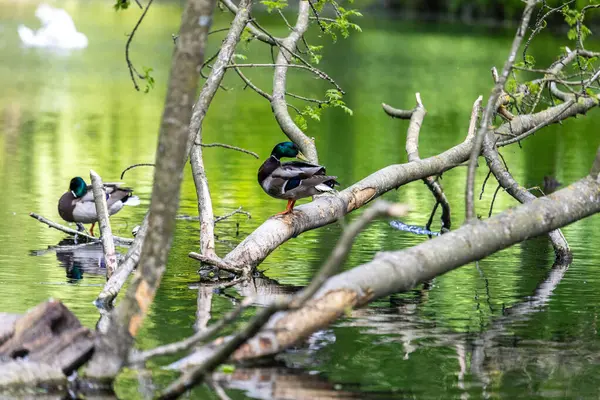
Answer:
[0,300,95,388]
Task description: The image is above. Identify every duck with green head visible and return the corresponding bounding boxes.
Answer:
[57,177,140,235]
[258,142,338,215]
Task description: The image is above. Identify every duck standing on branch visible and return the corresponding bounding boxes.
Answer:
[258,142,338,215]
[58,177,140,236]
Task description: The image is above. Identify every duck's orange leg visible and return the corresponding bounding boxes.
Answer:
[90,222,96,236]
[275,199,296,216]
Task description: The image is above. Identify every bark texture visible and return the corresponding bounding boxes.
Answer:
[85,0,217,380]
[0,300,94,386]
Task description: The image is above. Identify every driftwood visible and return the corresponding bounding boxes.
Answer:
[0,300,94,388]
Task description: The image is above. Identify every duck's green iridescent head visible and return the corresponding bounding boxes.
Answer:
[271,142,303,160]
[69,177,87,198]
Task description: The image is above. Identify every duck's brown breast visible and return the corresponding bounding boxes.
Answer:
[57,192,75,222]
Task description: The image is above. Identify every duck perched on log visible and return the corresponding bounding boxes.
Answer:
[57,177,140,235]
[258,142,338,215]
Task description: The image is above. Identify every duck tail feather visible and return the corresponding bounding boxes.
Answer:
[124,195,140,206]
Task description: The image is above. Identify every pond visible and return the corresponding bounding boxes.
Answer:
[1,1,600,398]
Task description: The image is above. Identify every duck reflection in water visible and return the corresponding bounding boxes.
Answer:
[32,238,117,282]
[55,239,109,282]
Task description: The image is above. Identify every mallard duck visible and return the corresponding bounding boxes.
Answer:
[258,142,338,215]
[57,177,140,235]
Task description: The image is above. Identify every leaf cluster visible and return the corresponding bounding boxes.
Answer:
[294,90,353,130]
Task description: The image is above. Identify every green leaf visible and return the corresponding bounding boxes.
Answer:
[261,0,287,13]
[221,364,236,373]
[294,114,308,131]
[114,0,130,10]
[142,66,155,93]
[524,54,535,68]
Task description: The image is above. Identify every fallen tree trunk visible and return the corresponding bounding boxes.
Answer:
[181,172,600,364]
[0,301,94,388]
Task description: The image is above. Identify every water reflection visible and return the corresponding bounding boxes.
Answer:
[212,367,378,400]
[31,238,125,282]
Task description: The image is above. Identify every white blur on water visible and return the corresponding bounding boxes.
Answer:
[17,3,88,50]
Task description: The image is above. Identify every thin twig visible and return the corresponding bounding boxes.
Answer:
[232,66,272,101]
[201,143,259,159]
[214,207,252,224]
[479,170,492,200]
[220,0,278,45]
[488,185,503,218]
[29,213,133,244]
[467,96,483,140]
[120,163,155,180]
[90,170,118,279]
[209,27,231,35]
[307,0,326,32]
[125,0,155,91]
[226,63,342,90]
[286,91,328,104]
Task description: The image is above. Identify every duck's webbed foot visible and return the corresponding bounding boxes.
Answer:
[274,200,296,216]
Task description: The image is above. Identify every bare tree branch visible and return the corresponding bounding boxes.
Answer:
[214,206,251,224]
[232,65,272,101]
[188,0,252,259]
[384,94,451,231]
[29,213,133,244]
[466,96,483,140]
[90,170,118,279]
[270,1,319,163]
[201,143,259,158]
[95,215,149,308]
[465,1,536,221]
[125,0,154,91]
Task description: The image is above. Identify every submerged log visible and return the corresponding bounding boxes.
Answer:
[0,300,94,388]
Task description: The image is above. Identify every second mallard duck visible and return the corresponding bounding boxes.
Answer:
[258,142,338,215]
[58,176,140,235]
